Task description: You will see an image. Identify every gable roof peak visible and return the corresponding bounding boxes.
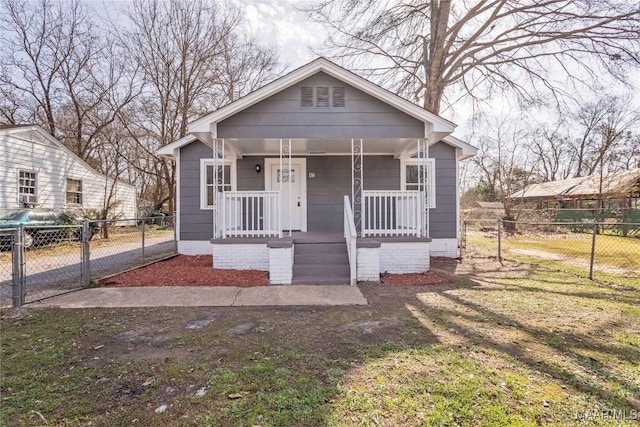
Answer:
[188,57,455,135]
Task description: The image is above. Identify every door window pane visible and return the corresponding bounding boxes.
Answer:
[277,169,295,183]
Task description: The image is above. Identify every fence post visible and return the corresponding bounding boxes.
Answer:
[141,219,146,260]
[497,218,502,263]
[589,222,597,280]
[81,221,91,287]
[12,226,25,307]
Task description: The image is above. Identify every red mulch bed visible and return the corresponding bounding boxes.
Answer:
[98,255,268,287]
[99,255,453,288]
[381,271,450,286]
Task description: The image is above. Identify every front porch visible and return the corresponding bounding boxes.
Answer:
[202,135,436,285]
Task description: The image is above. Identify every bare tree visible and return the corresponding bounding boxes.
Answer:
[531,125,576,182]
[307,0,640,114]
[118,0,280,213]
[1,0,84,133]
[579,97,638,176]
[214,31,281,108]
[472,114,539,222]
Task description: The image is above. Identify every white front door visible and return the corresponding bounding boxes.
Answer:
[266,159,307,231]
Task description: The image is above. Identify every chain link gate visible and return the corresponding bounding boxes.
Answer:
[1,217,177,307]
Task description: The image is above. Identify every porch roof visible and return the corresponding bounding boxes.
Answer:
[158,134,476,160]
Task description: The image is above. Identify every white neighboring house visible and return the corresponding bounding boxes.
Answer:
[0,124,137,218]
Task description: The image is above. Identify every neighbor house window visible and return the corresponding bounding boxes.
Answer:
[401,159,436,208]
[18,170,37,205]
[66,178,83,205]
[200,159,236,209]
[300,86,346,108]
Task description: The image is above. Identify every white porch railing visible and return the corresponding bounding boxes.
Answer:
[218,191,281,238]
[362,190,422,237]
[344,195,357,286]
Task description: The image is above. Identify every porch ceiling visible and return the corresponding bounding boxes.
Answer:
[223,138,421,158]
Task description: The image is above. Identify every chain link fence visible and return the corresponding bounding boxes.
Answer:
[461,219,640,287]
[0,217,176,307]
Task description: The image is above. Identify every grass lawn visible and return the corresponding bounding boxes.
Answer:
[1,256,639,426]
[467,233,640,286]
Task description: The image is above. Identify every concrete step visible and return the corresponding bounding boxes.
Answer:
[294,242,347,255]
[293,233,345,244]
[293,264,350,277]
[291,275,350,285]
[294,252,349,265]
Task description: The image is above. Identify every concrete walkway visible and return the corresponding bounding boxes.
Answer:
[30,285,368,308]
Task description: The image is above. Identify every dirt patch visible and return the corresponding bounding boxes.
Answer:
[98,255,268,287]
[381,270,451,286]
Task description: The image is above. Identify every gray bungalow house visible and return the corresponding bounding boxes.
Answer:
[158,58,476,285]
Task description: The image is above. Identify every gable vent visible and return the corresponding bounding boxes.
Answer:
[300,86,314,107]
[300,85,346,108]
[316,87,330,107]
[332,87,345,107]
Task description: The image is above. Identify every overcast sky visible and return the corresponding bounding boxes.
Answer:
[237,0,324,69]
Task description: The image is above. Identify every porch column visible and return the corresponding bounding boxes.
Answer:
[278,138,292,237]
[417,138,429,237]
[351,138,364,237]
[212,138,225,238]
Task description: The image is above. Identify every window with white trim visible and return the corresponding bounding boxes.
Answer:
[200,159,236,209]
[18,170,37,205]
[300,86,346,108]
[401,159,436,208]
[66,178,83,205]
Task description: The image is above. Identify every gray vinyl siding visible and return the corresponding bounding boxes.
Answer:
[180,141,213,240]
[307,156,399,232]
[179,147,400,238]
[179,141,457,239]
[429,141,457,238]
[217,72,424,139]
[237,157,265,191]
[179,136,456,239]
